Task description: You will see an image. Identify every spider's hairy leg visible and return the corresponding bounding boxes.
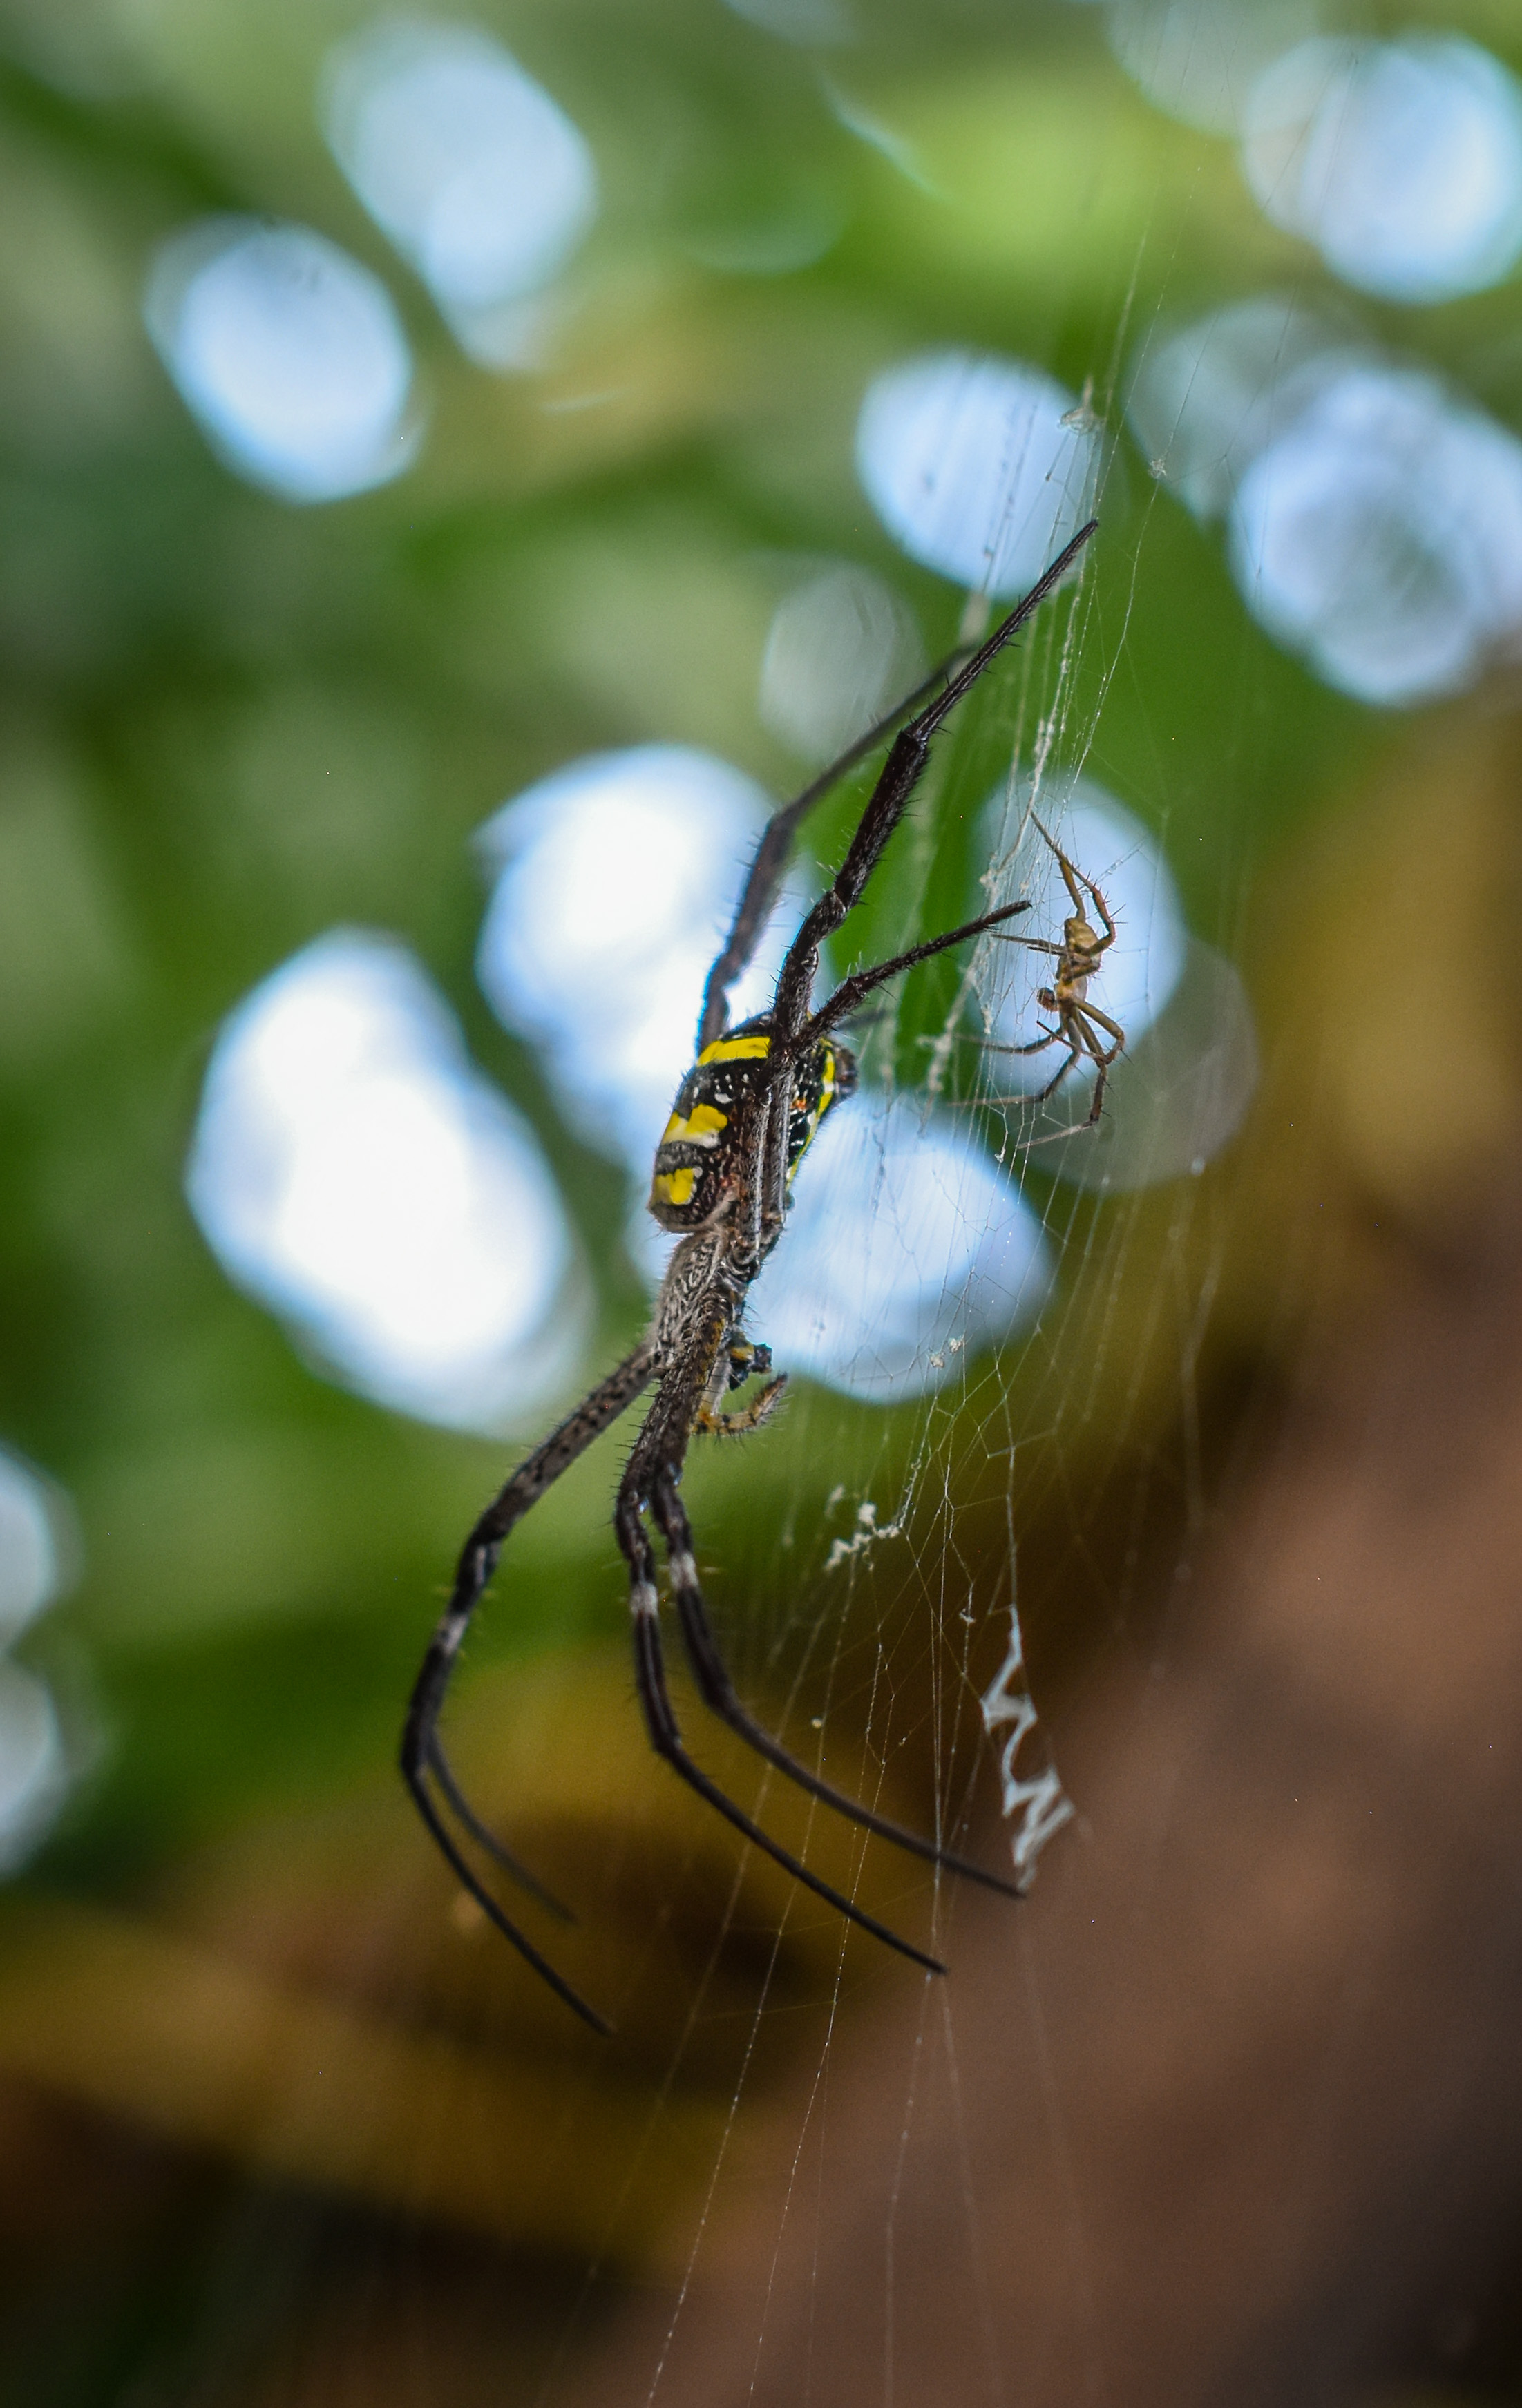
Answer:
[1029,812,1118,947]
[696,1379,787,1437]
[614,1377,948,1974]
[401,1338,658,2034]
[803,900,1033,1043]
[1079,1002,1126,1053]
[650,1471,1024,1902]
[773,521,1097,1038]
[696,636,1016,1053]
[698,687,955,1054]
[694,1328,786,1435]
[424,1740,571,1920]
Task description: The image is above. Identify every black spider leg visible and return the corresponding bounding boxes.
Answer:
[697,517,1097,1051]
[697,651,987,1053]
[422,1742,570,1920]
[772,521,1098,1043]
[615,1323,947,1975]
[401,1339,658,2034]
[649,1468,1022,1900]
[803,901,1032,1043]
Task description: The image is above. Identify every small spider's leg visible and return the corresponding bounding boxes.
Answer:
[772,524,1096,1038]
[697,648,996,1053]
[1075,868,1119,952]
[1029,814,1088,921]
[1076,1002,1125,1052]
[651,1473,1024,1902]
[803,901,1032,1042]
[1032,1038,1084,1105]
[1007,1026,1114,1149]
[978,1024,1063,1058]
[1067,1021,1110,1128]
[1029,812,1118,952]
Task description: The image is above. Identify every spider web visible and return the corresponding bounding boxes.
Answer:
[133,31,1358,2402]
[463,135,1338,2377]
[12,0,1519,2398]
[495,357,1208,2405]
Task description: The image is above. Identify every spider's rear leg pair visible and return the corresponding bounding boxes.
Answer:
[615,1318,1024,1985]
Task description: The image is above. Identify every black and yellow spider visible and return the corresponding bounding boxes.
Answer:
[402,522,1097,2029]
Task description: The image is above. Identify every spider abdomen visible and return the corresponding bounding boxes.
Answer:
[647,1021,855,1231]
[786,1034,855,1176]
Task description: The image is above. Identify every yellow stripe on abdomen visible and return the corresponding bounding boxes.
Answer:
[696,1033,770,1065]
[651,1167,696,1209]
[660,1101,727,1145]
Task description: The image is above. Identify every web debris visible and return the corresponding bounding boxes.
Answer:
[824,1496,904,1571]
[980,1594,1074,1885]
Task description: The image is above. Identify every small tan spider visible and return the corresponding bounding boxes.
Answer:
[987,814,1125,1136]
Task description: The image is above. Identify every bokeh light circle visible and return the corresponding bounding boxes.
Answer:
[1242,35,1522,304]
[747,1091,1052,1399]
[1126,296,1368,522]
[323,19,598,370]
[857,351,1101,596]
[144,219,419,503]
[721,0,854,46]
[477,748,815,1171]
[1229,366,1522,705]
[0,1446,75,1648]
[759,566,924,763]
[1106,0,1326,137]
[187,932,578,1433]
[0,1661,66,1875]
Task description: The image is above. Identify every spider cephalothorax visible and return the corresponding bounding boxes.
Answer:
[402,521,1097,2029]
